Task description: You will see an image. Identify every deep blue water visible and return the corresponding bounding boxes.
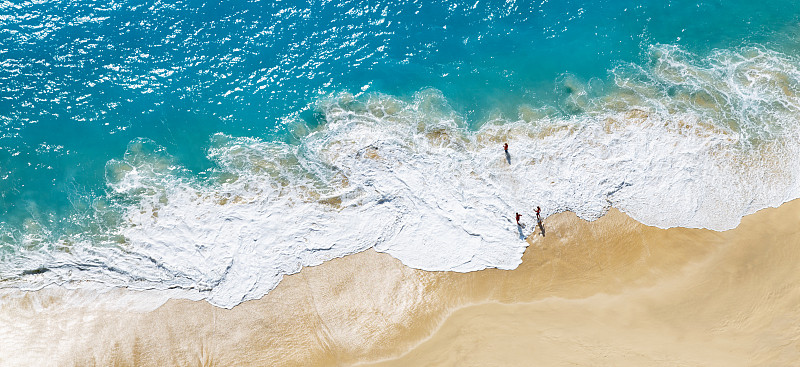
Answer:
[1,0,799,268]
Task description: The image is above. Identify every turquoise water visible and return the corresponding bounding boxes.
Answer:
[2,0,800,306]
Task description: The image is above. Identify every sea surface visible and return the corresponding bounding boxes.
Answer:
[2,0,800,307]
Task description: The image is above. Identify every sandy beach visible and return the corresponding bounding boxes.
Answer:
[2,199,799,366]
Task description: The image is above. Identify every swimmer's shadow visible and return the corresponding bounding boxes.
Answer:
[519,221,545,239]
[505,151,511,164]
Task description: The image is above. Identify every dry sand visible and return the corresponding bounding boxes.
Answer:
[1,199,799,366]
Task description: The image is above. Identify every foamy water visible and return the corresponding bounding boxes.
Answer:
[2,45,798,308]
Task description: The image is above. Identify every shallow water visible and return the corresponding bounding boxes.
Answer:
[1,0,800,307]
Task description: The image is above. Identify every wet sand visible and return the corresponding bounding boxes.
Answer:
[1,199,799,366]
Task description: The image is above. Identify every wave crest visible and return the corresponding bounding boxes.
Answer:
[3,45,800,308]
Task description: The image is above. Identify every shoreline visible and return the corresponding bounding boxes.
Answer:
[360,198,800,366]
[2,199,799,365]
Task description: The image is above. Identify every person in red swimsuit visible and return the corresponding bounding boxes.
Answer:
[535,206,541,221]
[503,143,508,151]
[515,212,522,225]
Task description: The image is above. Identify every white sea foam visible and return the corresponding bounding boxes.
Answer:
[3,44,800,308]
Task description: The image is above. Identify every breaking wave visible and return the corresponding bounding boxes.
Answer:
[2,44,800,308]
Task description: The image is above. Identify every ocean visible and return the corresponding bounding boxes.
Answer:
[1,0,800,308]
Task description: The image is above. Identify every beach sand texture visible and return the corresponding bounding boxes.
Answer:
[2,199,799,366]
